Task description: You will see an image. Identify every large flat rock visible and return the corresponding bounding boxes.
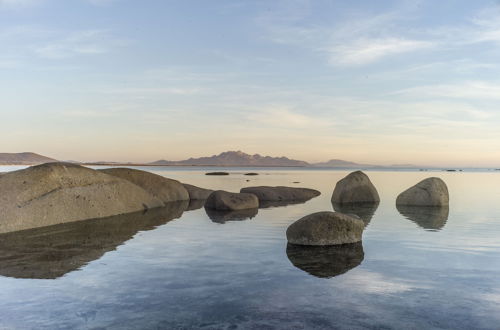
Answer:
[0,163,164,234]
[100,168,189,203]
[240,186,320,203]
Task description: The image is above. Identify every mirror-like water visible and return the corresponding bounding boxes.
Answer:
[0,167,499,329]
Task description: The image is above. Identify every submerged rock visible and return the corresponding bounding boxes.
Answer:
[205,172,229,176]
[100,168,189,203]
[331,171,380,204]
[205,190,259,211]
[286,211,364,246]
[244,173,259,176]
[0,163,164,234]
[0,200,187,279]
[286,242,364,278]
[240,186,320,203]
[182,183,213,200]
[205,207,258,223]
[332,202,379,226]
[397,205,449,231]
[396,177,449,206]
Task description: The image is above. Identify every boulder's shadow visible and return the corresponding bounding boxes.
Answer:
[0,200,188,279]
[397,205,449,231]
[205,207,258,224]
[286,242,364,278]
[332,202,379,226]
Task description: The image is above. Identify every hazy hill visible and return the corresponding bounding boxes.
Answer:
[150,151,309,167]
[0,152,57,165]
[312,159,374,168]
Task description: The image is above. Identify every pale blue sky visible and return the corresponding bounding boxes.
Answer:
[1,0,500,166]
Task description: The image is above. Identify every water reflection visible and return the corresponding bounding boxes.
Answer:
[286,242,364,278]
[186,199,206,211]
[0,201,188,279]
[397,205,449,231]
[204,207,258,224]
[259,199,309,209]
[332,202,379,226]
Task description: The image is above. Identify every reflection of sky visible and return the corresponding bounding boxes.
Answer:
[0,168,499,328]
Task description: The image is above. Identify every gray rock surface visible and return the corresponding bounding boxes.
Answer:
[286,211,364,246]
[240,186,320,203]
[0,163,164,234]
[100,168,189,203]
[205,190,259,211]
[396,177,449,206]
[331,171,380,204]
[183,183,213,200]
[286,242,364,278]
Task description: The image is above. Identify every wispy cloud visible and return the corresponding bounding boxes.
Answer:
[248,105,333,128]
[328,38,433,66]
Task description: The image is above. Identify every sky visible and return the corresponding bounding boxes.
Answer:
[1,0,500,166]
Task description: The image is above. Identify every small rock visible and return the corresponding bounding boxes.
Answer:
[286,211,364,246]
[205,207,258,223]
[205,172,229,176]
[205,190,259,211]
[331,171,380,204]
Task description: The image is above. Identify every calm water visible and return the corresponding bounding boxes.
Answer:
[0,166,500,329]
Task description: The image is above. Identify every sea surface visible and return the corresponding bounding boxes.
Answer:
[0,166,499,329]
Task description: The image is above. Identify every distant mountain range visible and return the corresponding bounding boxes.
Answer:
[0,150,420,168]
[150,151,309,167]
[0,152,57,165]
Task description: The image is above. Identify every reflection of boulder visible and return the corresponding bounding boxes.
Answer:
[205,207,258,224]
[332,202,379,226]
[259,199,308,209]
[0,201,188,279]
[186,198,206,211]
[397,205,449,231]
[286,242,364,278]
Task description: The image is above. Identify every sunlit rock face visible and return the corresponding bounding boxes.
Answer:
[205,207,258,224]
[397,205,449,231]
[286,242,364,278]
[100,168,189,203]
[332,202,379,227]
[240,186,320,203]
[331,171,380,204]
[0,201,188,279]
[0,163,164,234]
[286,211,364,246]
[396,177,449,206]
[205,190,259,211]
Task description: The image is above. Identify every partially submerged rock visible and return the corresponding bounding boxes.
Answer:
[205,207,258,224]
[396,177,449,206]
[240,186,320,203]
[286,211,364,246]
[205,190,259,211]
[100,168,189,203]
[0,200,187,279]
[183,183,213,200]
[244,173,259,176]
[286,242,364,278]
[331,171,380,204]
[0,163,164,234]
[205,172,229,176]
[397,205,449,231]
